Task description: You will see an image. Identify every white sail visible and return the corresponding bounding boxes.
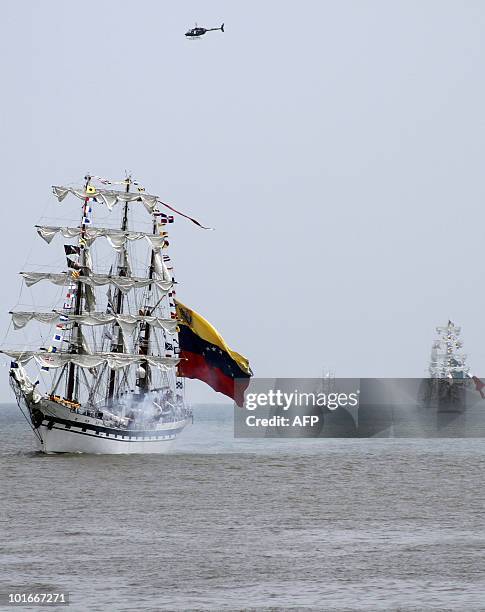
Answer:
[10,311,178,334]
[10,364,42,404]
[1,350,179,371]
[153,249,172,283]
[52,185,159,213]
[11,312,59,329]
[20,272,173,294]
[36,225,167,252]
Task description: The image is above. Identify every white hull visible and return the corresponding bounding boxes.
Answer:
[25,398,191,454]
[36,422,183,454]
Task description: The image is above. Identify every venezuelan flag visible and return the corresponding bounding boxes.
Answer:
[175,300,252,406]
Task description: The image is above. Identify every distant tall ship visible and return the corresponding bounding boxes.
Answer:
[423,320,470,411]
[428,320,469,379]
[1,174,251,453]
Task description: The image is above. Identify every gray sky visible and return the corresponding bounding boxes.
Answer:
[2,1,485,403]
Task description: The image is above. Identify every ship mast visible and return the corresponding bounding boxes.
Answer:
[107,177,131,402]
[138,216,157,392]
[66,174,90,401]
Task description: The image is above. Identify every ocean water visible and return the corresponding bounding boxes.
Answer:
[1,403,485,611]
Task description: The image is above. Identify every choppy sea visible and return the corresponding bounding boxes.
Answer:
[1,403,484,611]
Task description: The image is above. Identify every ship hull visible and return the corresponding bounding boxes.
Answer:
[25,398,190,454]
[36,423,181,454]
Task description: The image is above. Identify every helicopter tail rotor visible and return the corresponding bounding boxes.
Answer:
[221,23,224,32]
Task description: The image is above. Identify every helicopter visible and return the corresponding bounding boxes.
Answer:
[185,23,224,38]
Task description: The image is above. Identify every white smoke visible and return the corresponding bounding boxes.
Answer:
[109,389,188,429]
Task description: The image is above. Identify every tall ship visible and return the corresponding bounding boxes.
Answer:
[428,320,470,380]
[1,174,252,453]
[423,320,470,411]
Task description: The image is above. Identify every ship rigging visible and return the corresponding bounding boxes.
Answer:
[2,174,192,453]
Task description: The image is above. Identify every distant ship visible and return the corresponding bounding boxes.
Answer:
[421,320,470,412]
[1,174,251,453]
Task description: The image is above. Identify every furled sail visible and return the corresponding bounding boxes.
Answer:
[10,311,178,334]
[153,251,172,283]
[11,312,59,328]
[52,186,158,213]
[1,350,179,371]
[10,363,42,404]
[20,272,173,294]
[36,225,166,252]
